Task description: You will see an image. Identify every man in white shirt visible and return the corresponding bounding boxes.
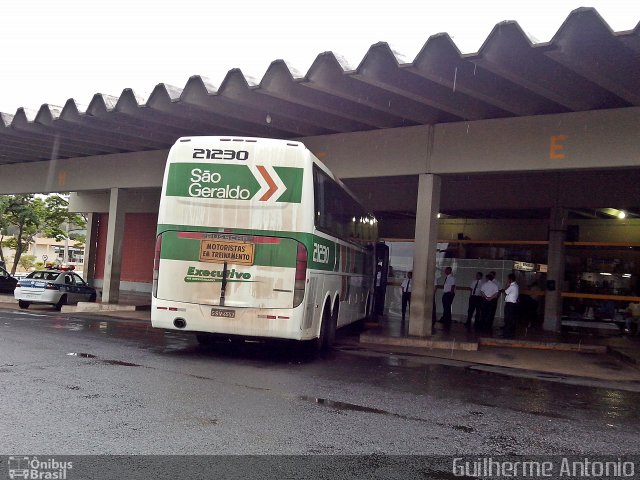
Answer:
[503,273,519,338]
[400,271,412,321]
[480,273,500,333]
[441,266,456,329]
[466,271,483,328]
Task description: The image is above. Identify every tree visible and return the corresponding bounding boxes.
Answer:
[2,195,43,275]
[0,194,87,273]
[41,194,87,242]
[0,196,9,267]
[18,254,36,272]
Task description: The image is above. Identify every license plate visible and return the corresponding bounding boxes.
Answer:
[211,308,235,318]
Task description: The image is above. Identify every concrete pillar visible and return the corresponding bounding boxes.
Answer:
[102,188,127,304]
[543,207,567,331]
[82,212,99,285]
[408,174,441,337]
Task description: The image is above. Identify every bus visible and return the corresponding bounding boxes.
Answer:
[151,136,379,351]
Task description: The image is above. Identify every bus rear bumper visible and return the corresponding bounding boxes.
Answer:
[151,298,314,341]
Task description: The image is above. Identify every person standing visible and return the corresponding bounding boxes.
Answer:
[441,266,456,329]
[466,271,483,328]
[480,273,500,333]
[374,264,384,318]
[503,273,519,338]
[401,271,412,321]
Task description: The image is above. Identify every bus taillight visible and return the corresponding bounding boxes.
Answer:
[152,234,162,298]
[293,242,307,307]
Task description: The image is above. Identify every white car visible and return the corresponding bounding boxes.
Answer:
[14,269,97,310]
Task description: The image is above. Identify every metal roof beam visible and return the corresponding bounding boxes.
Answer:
[472,21,620,112]
[180,75,321,137]
[86,94,183,148]
[217,70,342,136]
[4,110,112,158]
[0,132,65,158]
[145,84,265,138]
[0,144,46,163]
[257,60,381,130]
[355,43,507,121]
[544,10,640,105]
[36,104,161,153]
[115,89,215,140]
[407,34,564,116]
[59,100,168,151]
[305,52,447,126]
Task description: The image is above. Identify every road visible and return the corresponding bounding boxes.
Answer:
[1,307,639,456]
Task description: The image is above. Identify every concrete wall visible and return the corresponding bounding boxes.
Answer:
[0,107,638,197]
[0,150,167,194]
[431,107,640,174]
[300,125,432,178]
[68,189,161,214]
[380,218,640,243]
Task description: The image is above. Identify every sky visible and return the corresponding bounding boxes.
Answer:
[1,0,639,114]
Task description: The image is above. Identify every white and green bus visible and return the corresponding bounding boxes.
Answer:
[152,136,379,351]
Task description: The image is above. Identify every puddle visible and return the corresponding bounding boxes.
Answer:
[449,424,476,433]
[295,395,429,423]
[100,360,141,367]
[594,361,624,371]
[66,352,140,367]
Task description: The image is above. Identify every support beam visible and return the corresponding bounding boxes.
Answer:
[101,188,127,304]
[544,207,567,332]
[409,174,441,337]
[83,212,99,285]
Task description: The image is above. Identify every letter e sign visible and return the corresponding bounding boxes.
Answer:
[549,135,568,160]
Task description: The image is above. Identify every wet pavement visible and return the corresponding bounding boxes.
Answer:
[1,307,640,455]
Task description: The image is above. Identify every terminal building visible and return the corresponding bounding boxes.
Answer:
[0,7,638,337]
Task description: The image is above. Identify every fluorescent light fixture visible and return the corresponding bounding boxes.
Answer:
[599,272,612,276]
[622,274,632,278]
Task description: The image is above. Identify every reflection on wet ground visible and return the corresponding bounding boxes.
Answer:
[5,309,640,428]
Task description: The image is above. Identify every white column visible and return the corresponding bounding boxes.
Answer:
[82,212,98,284]
[102,188,127,304]
[408,174,441,337]
[543,207,567,331]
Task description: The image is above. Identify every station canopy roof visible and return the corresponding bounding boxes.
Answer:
[0,7,639,166]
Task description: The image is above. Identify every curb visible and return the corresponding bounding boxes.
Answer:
[609,348,640,369]
[359,333,478,351]
[478,337,608,354]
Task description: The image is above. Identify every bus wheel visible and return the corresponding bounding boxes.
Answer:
[320,303,336,350]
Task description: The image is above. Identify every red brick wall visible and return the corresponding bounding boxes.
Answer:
[94,213,156,284]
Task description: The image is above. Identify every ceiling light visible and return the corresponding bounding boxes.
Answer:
[622,274,632,278]
[599,272,612,276]
[437,213,441,219]
[618,210,627,219]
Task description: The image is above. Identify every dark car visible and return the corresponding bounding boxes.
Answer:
[0,266,18,293]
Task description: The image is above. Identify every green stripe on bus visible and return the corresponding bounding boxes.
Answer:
[274,166,303,203]
[160,232,298,268]
[156,224,369,274]
[164,163,303,203]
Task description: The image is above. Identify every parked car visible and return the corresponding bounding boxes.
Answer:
[0,266,18,293]
[14,268,97,310]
